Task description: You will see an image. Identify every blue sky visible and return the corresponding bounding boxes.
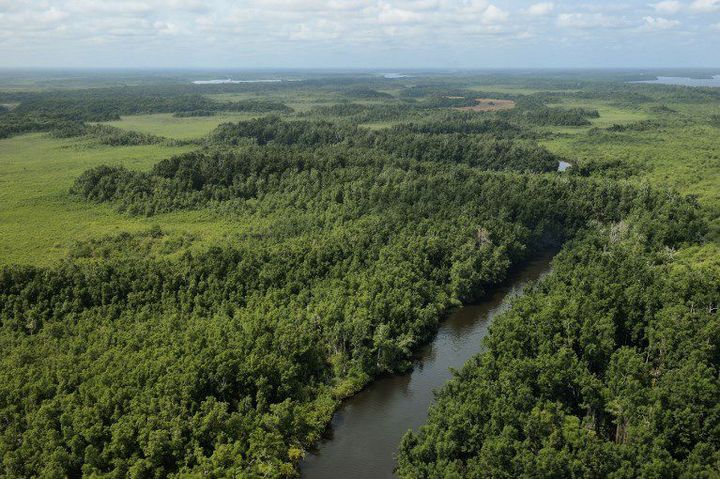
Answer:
[1,0,719,68]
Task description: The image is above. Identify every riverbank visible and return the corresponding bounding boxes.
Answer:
[302,252,556,478]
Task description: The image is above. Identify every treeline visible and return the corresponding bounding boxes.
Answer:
[0,88,293,139]
[501,97,600,126]
[209,117,559,174]
[605,119,668,132]
[305,102,419,123]
[172,97,294,118]
[173,110,215,117]
[50,124,167,146]
[399,85,481,99]
[395,88,601,126]
[359,133,558,172]
[1,150,706,477]
[398,220,718,478]
[216,99,294,113]
[389,114,526,137]
[69,146,554,215]
[211,117,348,147]
[517,106,599,126]
[341,87,394,99]
[569,157,646,180]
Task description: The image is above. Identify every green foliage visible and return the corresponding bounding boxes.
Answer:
[0,88,293,139]
[51,124,168,146]
[389,114,525,137]
[306,102,417,123]
[606,119,667,132]
[215,99,294,113]
[209,117,559,172]
[1,71,718,479]
[503,105,600,126]
[397,224,719,478]
[1,179,550,476]
[341,87,393,99]
[211,116,348,147]
[6,119,707,476]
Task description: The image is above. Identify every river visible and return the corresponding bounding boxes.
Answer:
[301,252,555,478]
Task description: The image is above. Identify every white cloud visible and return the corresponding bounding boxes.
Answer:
[482,5,508,24]
[652,1,684,14]
[163,0,209,13]
[641,16,681,30]
[527,2,554,16]
[459,0,490,13]
[153,20,180,35]
[690,0,720,11]
[38,7,69,24]
[377,2,425,24]
[289,19,343,41]
[66,1,153,15]
[0,0,716,67]
[557,13,627,29]
[0,6,70,32]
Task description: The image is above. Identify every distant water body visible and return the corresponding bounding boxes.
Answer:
[631,75,720,87]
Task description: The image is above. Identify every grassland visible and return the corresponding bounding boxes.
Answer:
[0,133,261,265]
[539,96,720,236]
[101,112,262,140]
[549,99,650,127]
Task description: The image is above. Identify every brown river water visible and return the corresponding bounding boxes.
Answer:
[301,252,555,478]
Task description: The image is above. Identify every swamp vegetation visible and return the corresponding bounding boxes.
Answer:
[0,70,718,478]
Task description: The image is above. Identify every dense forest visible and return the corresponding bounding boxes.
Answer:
[398,223,719,477]
[0,71,718,478]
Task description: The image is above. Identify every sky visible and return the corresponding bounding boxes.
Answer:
[1,0,719,69]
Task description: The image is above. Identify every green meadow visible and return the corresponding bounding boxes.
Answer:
[540,97,720,234]
[0,132,251,265]
[101,112,262,140]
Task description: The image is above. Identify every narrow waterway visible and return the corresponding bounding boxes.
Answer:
[301,252,555,478]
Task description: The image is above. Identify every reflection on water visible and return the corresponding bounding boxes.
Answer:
[630,75,720,87]
[301,253,555,479]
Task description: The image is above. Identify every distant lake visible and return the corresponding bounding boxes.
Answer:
[631,75,720,87]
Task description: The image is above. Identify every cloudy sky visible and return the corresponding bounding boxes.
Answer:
[1,0,719,68]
